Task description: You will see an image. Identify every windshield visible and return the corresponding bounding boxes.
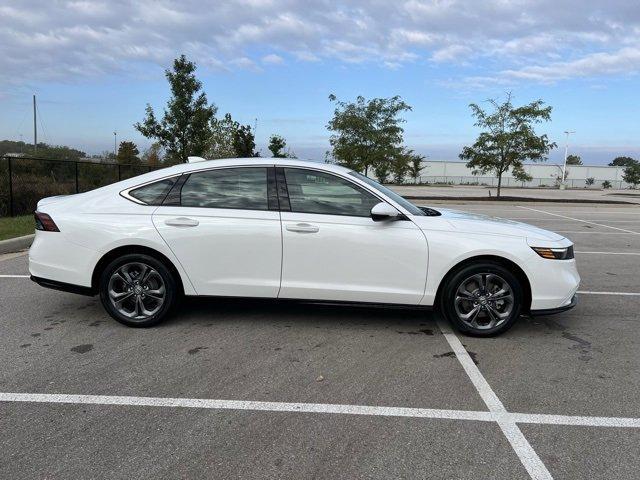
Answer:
[348,171,425,216]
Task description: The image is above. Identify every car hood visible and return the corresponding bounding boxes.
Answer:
[413,207,566,242]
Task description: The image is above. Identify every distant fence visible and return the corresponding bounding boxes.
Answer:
[415,175,627,189]
[0,156,162,217]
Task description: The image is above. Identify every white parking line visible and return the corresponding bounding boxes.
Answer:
[578,290,640,296]
[575,251,640,255]
[507,218,640,223]
[1,392,638,428]
[555,231,633,235]
[0,392,494,423]
[518,206,640,235]
[0,275,29,278]
[437,320,553,480]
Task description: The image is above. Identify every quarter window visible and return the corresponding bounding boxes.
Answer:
[180,167,269,210]
[284,168,379,217]
[129,177,177,205]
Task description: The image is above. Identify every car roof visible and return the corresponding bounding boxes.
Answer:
[101,158,355,197]
[163,157,351,175]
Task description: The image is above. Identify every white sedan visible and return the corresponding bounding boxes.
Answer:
[29,157,580,336]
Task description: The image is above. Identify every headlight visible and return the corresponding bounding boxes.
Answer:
[531,245,574,260]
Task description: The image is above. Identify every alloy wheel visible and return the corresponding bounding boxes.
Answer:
[453,273,514,330]
[107,262,166,320]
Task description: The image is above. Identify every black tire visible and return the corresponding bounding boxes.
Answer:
[99,253,177,327]
[439,261,523,337]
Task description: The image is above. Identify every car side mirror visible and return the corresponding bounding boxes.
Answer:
[371,202,400,221]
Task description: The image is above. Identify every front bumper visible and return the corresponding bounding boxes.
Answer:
[530,294,577,316]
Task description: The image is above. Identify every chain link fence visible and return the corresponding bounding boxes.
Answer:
[0,156,163,217]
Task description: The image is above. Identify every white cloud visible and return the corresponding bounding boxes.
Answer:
[0,0,639,86]
[431,45,471,62]
[261,53,284,65]
[502,46,640,82]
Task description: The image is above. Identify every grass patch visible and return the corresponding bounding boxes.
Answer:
[0,215,34,241]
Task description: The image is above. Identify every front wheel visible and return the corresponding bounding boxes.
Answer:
[439,262,523,336]
[99,254,177,327]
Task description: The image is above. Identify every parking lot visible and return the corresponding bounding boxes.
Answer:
[1,202,639,479]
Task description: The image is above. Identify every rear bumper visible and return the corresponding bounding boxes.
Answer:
[530,295,577,316]
[31,275,95,296]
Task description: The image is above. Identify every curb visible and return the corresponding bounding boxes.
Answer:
[0,234,34,255]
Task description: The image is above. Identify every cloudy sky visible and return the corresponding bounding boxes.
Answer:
[1,0,639,164]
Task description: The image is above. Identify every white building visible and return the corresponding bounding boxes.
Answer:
[416,160,630,189]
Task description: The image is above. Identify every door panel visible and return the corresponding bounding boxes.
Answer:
[153,207,281,297]
[279,212,428,304]
[151,166,281,297]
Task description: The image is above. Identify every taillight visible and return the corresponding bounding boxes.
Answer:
[34,211,60,232]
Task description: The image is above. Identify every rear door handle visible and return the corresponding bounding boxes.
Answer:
[286,223,319,234]
[164,217,199,227]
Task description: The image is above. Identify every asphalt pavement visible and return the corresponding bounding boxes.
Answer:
[1,202,639,479]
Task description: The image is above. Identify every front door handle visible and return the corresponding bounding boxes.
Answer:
[286,223,319,234]
[164,217,199,227]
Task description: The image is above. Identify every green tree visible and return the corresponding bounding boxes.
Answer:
[391,148,422,184]
[268,134,288,158]
[0,140,85,161]
[135,55,216,163]
[623,162,640,188]
[233,124,259,157]
[116,141,140,164]
[459,93,556,198]
[99,151,116,163]
[142,142,163,166]
[405,150,425,184]
[326,94,411,176]
[585,177,595,187]
[373,161,391,184]
[566,154,582,165]
[602,180,612,189]
[208,113,240,159]
[609,156,637,167]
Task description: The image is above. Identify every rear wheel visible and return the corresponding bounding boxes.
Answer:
[99,254,177,327]
[440,262,523,336]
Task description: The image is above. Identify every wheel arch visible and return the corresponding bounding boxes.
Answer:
[91,245,186,295]
[434,255,532,313]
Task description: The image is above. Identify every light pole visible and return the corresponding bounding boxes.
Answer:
[113,131,117,157]
[561,130,575,188]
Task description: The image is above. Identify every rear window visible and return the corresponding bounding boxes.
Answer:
[129,177,177,205]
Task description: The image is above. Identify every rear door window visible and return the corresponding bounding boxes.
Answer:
[180,167,269,210]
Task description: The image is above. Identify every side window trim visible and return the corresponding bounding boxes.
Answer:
[280,167,385,218]
[267,167,280,211]
[162,173,188,206]
[275,167,291,211]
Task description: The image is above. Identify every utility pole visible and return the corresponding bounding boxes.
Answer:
[113,131,117,157]
[33,94,37,154]
[561,130,575,188]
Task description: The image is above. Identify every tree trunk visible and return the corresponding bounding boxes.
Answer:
[497,172,502,198]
